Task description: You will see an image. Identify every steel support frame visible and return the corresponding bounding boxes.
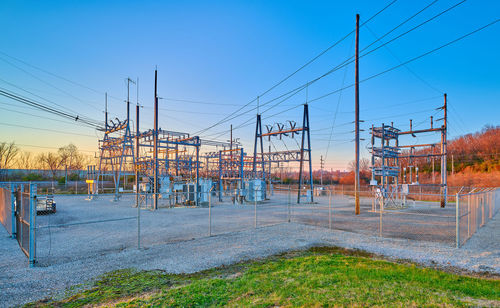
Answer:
[252,104,313,203]
[398,94,448,207]
[370,123,400,209]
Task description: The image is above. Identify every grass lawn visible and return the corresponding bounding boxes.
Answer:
[28,247,500,307]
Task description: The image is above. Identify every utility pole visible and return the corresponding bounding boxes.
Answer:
[320,155,324,186]
[135,88,140,208]
[126,77,136,196]
[354,13,360,215]
[153,69,159,210]
[105,92,108,131]
[230,124,233,180]
[99,92,108,195]
[127,78,134,123]
[440,93,447,208]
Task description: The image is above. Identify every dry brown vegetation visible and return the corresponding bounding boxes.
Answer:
[410,125,500,187]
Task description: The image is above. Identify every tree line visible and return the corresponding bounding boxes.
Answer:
[0,142,94,180]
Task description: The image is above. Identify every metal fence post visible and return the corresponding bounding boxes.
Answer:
[209,191,212,236]
[29,183,37,267]
[489,191,493,219]
[329,190,332,229]
[379,202,382,237]
[137,193,141,249]
[456,192,460,248]
[481,195,485,226]
[10,183,16,238]
[467,194,470,238]
[254,188,257,228]
[287,186,291,223]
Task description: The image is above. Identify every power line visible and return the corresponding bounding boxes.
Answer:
[304,0,468,103]
[0,76,82,115]
[308,18,499,105]
[193,0,399,136]
[200,91,306,140]
[365,24,444,94]
[279,0,467,107]
[325,34,355,161]
[15,143,96,153]
[0,104,103,130]
[0,122,98,138]
[257,0,399,100]
[0,76,127,120]
[360,0,440,55]
[195,0,466,137]
[0,56,104,111]
[143,106,235,116]
[0,50,122,102]
[199,84,308,138]
[0,88,103,129]
[212,13,498,140]
[162,98,242,106]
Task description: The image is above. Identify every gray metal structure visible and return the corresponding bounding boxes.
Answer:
[370,124,401,208]
[253,104,313,203]
[398,94,448,207]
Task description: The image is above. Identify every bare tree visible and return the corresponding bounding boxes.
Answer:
[16,151,33,170]
[80,154,94,170]
[58,144,90,181]
[348,158,370,173]
[0,142,20,169]
[39,152,63,179]
[34,153,46,170]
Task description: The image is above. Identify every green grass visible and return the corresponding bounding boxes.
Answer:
[28,247,500,307]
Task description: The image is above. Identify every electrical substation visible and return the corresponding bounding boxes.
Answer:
[0,6,498,287]
[91,70,315,209]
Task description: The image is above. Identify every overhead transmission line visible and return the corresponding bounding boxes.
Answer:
[193,0,400,136]
[365,24,444,94]
[196,0,465,138]
[15,143,96,153]
[0,50,123,103]
[0,76,93,117]
[0,88,103,129]
[0,50,245,109]
[0,56,104,111]
[0,104,103,130]
[292,0,468,104]
[324,35,354,161]
[201,18,499,141]
[0,122,97,138]
[161,98,242,106]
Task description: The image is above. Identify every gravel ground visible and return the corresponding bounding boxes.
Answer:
[0,194,498,307]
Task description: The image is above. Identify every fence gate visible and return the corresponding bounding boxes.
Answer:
[0,186,13,235]
[14,183,37,266]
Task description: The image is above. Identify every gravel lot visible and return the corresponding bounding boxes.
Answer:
[0,193,498,307]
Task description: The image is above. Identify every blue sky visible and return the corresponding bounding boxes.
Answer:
[0,0,498,170]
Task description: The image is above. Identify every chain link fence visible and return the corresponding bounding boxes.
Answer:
[0,183,37,266]
[1,182,498,267]
[456,188,499,247]
[283,187,457,244]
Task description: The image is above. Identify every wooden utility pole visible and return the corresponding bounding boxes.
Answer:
[105,93,108,131]
[320,155,324,186]
[440,93,447,208]
[354,14,360,215]
[153,69,159,210]
[230,124,233,180]
[135,94,140,207]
